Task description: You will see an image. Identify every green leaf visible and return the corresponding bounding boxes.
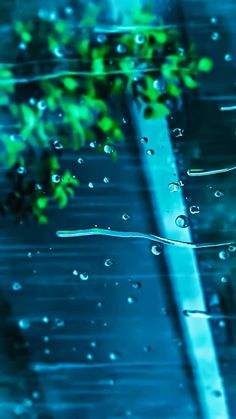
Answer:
[98,116,114,132]
[144,103,170,119]
[38,215,48,224]
[197,57,213,72]
[53,186,68,208]
[92,58,104,74]
[62,77,78,91]
[182,74,199,89]
[36,197,48,209]
[21,104,37,128]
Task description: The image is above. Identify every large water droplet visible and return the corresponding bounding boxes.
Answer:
[175,215,189,228]
[190,205,200,214]
[104,144,113,154]
[224,53,232,62]
[80,272,89,281]
[131,280,142,289]
[51,174,61,183]
[12,282,22,291]
[151,244,163,256]
[78,157,84,164]
[19,319,30,329]
[135,34,145,44]
[214,190,224,198]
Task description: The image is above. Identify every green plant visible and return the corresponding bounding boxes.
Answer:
[0,2,212,223]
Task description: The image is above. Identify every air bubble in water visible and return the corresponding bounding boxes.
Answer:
[211,32,219,41]
[86,353,94,361]
[220,276,229,283]
[146,149,154,156]
[151,244,163,256]
[96,34,107,43]
[54,46,64,58]
[190,205,200,214]
[122,213,131,221]
[12,282,22,291]
[37,100,47,110]
[104,144,113,154]
[80,272,89,281]
[219,250,229,260]
[19,42,27,50]
[17,166,26,174]
[214,190,224,198]
[51,174,61,183]
[127,296,137,304]
[228,245,236,252]
[104,259,114,267]
[72,269,79,276]
[116,44,127,54]
[168,183,179,192]
[65,6,73,15]
[88,182,95,189]
[78,157,84,164]
[53,140,64,150]
[140,136,148,144]
[89,141,97,148]
[172,128,184,138]
[103,177,110,184]
[135,34,145,44]
[175,215,189,228]
[131,280,142,289]
[224,54,232,62]
[109,352,120,361]
[19,319,30,329]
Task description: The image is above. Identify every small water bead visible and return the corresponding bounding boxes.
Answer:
[144,345,152,352]
[104,259,114,267]
[146,149,154,156]
[96,34,107,44]
[19,42,27,50]
[135,34,145,44]
[172,128,184,138]
[175,215,189,228]
[190,205,200,214]
[86,353,94,361]
[178,47,185,56]
[97,301,104,308]
[104,144,113,154]
[151,244,163,256]
[127,296,137,304]
[109,351,120,361]
[221,276,229,283]
[37,100,47,110]
[122,117,128,124]
[89,141,97,148]
[80,272,89,281]
[214,190,224,198]
[168,183,179,192]
[77,157,84,164]
[19,319,30,329]
[116,44,127,54]
[90,341,97,348]
[210,17,218,25]
[35,183,43,191]
[140,136,148,144]
[88,182,95,189]
[44,336,49,342]
[54,46,64,58]
[103,177,110,184]
[51,174,61,183]
[153,78,166,92]
[29,98,36,106]
[53,140,64,150]
[32,391,40,400]
[72,269,79,276]
[228,244,236,252]
[55,318,64,328]
[219,250,229,260]
[65,6,74,15]
[12,282,22,291]
[224,54,232,62]
[44,348,51,355]
[211,32,220,41]
[219,320,226,328]
[42,316,49,324]
[122,213,131,221]
[131,280,142,289]
[27,252,32,258]
[17,166,26,174]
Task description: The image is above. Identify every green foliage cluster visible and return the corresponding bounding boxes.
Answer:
[0,3,212,223]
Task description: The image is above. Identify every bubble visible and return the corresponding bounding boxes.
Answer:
[224,54,232,62]
[122,117,128,124]
[29,98,36,105]
[96,34,107,43]
[104,259,114,267]
[97,301,104,308]
[153,78,166,92]
[131,280,142,289]
[151,244,163,256]
[122,213,131,221]
[86,353,94,361]
[135,34,145,44]
[172,128,184,138]
[103,177,110,184]
[89,141,97,148]
[140,136,148,144]
[220,276,229,283]
[44,348,51,355]
[212,390,222,398]
[19,319,30,329]
[90,341,96,348]
[178,47,185,56]
[104,144,114,154]
[55,318,64,328]
[72,269,79,276]
[127,296,137,304]
[37,100,47,110]
[228,245,236,252]
[88,182,95,189]
[214,190,224,198]
[78,157,84,164]
[210,17,218,25]
[109,351,120,361]
[116,44,127,54]
[175,215,189,228]
[65,6,74,15]
[12,282,22,291]
[42,316,49,324]
[219,250,229,260]
[44,336,49,342]
[144,345,152,352]
[51,174,61,183]
[35,183,43,190]
[53,140,64,150]
[80,272,89,281]
[190,205,200,214]
[146,149,154,156]
[32,391,40,400]
[54,46,64,58]
[19,42,27,50]
[27,252,32,258]
[219,320,226,328]
[168,182,179,192]
[17,166,26,174]
[211,32,220,41]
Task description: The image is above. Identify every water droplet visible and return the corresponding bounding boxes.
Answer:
[44,348,51,355]
[96,34,107,43]
[122,117,128,124]
[89,141,97,148]
[19,319,30,329]
[27,252,32,258]
[65,6,74,15]
[104,258,114,267]
[12,282,22,291]
[55,318,64,328]
[127,296,137,304]
[32,391,40,400]
[109,351,120,361]
[29,98,36,105]
[220,276,229,283]
[135,34,145,44]
[151,244,163,256]
[78,157,84,164]
[37,100,47,110]
[218,320,226,328]
[54,46,64,58]
[153,78,166,92]
[103,177,110,184]
[51,174,61,183]
[97,301,104,308]
[178,47,185,56]
[44,336,49,342]
[190,205,200,214]
[212,390,222,398]
[86,353,94,361]
[116,44,127,54]
[214,190,224,198]
[172,128,184,138]
[35,183,43,191]
[168,182,179,192]
[72,269,79,276]
[90,341,96,348]
[104,144,113,154]
[211,32,220,41]
[146,149,154,156]
[53,140,64,150]
[88,182,95,189]
[19,42,27,50]
[175,215,189,228]
[219,250,229,260]
[228,244,236,252]
[210,17,218,25]
[140,136,148,144]
[17,166,26,174]
[131,280,142,289]
[122,213,131,221]
[224,53,232,62]
[42,316,49,324]
[80,272,89,281]
[144,345,152,352]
